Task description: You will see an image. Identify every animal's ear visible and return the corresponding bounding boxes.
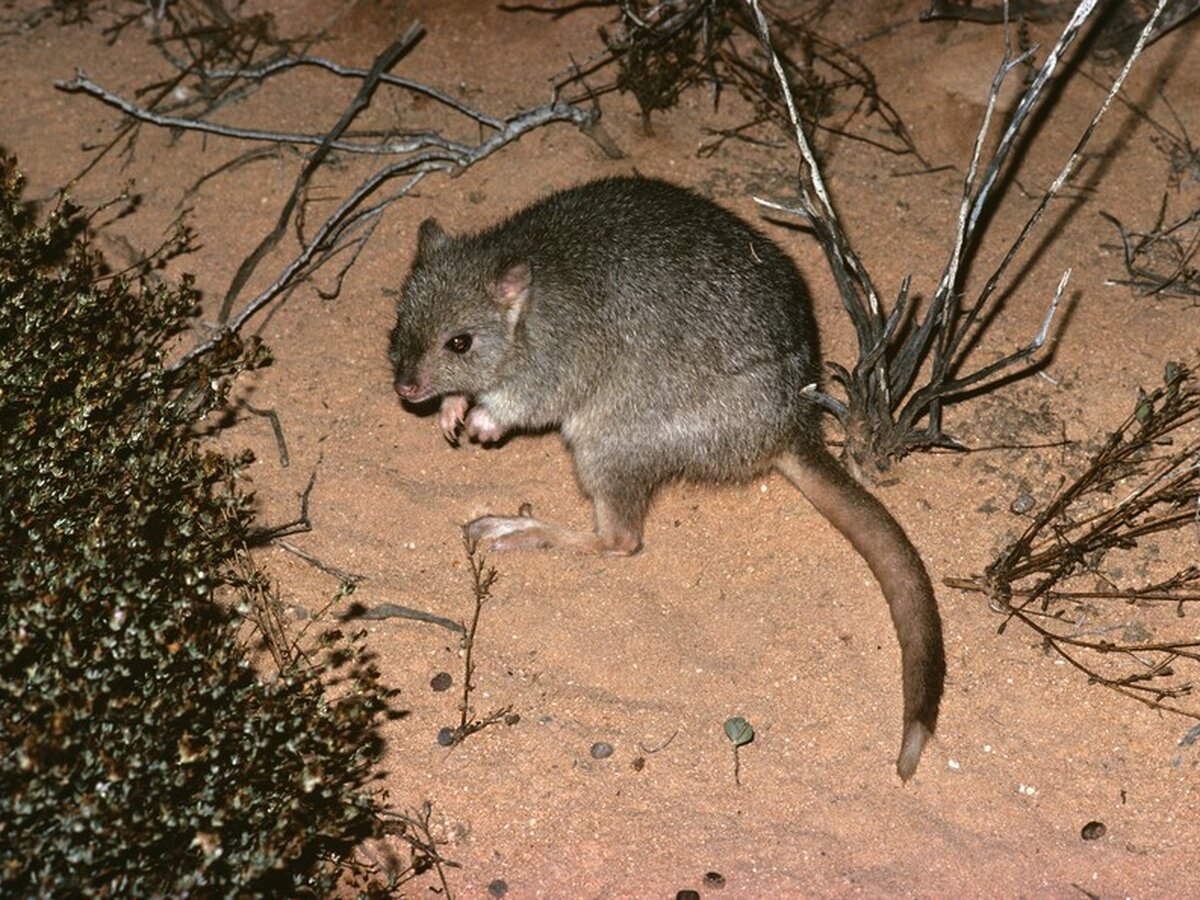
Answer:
[493,261,532,327]
[416,218,450,258]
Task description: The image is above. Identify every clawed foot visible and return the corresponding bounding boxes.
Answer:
[437,396,507,445]
[438,394,469,444]
[465,504,640,556]
[465,506,549,552]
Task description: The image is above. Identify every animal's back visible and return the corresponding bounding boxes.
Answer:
[464,177,823,480]
[472,177,817,364]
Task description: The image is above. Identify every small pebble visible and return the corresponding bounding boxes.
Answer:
[487,878,508,897]
[504,712,521,726]
[430,671,453,692]
[675,892,700,900]
[1178,722,1200,747]
[590,741,614,760]
[1081,820,1106,841]
[436,727,456,747]
[704,870,726,888]
[1010,491,1035,514]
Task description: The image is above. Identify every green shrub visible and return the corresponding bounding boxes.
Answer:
[0,155,391,895]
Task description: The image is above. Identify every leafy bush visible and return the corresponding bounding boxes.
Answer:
[0,155,391,895]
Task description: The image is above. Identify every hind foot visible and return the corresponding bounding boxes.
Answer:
[465,508,640,556]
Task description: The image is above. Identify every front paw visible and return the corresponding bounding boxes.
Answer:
[464,405,506,444]
[438,394,469,444]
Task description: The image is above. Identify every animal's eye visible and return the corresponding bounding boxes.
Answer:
[445,333,472,354]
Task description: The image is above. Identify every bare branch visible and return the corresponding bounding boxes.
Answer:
[949,362,1200,722]
[57,15,608,378]
[745,0,1171,471]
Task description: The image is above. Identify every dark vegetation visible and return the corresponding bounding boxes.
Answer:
[546,0,927,162]
[0,155,394,894]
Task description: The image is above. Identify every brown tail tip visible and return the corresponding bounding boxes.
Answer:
[896,720,933,782]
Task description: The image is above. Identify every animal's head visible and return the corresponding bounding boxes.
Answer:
[388,218,531,404]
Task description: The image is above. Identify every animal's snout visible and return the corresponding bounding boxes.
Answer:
[394,378,421,400]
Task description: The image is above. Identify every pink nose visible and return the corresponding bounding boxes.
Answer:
[394,380,419,400]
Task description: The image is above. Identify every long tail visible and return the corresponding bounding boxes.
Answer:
[775,446,945,781]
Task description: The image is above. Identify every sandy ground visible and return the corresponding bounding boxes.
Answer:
[3,1,1199,896]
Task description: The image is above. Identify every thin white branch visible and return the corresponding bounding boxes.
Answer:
[745,0,880,316]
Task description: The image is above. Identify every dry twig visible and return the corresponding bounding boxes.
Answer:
[55,11,612,376]
[441,540,514,746]
[352,801,460,895]
[948,362,1200,721]
[542,0,929,162]
[1102,201,1200,300]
